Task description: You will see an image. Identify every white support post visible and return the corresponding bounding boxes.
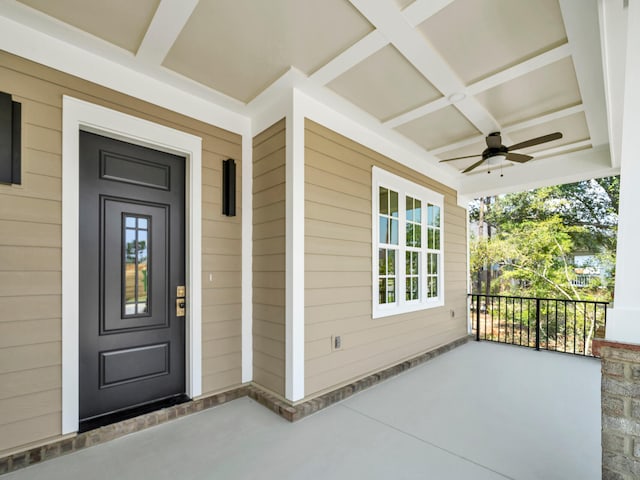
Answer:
[285,91,305,401]
[605,0,640,344]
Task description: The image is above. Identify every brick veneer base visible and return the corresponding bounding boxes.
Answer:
[593,338,640,480]
[0,335,471,475]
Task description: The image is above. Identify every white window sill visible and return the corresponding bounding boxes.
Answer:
[373,299,445,319]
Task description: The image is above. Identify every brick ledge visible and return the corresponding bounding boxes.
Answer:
[593,338,640,357]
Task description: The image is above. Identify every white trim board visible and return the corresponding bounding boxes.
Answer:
[61,96,203,434]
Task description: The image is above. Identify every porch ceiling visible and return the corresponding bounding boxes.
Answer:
[2,0,616,199]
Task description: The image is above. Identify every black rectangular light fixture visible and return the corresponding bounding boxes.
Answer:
[0,91,21,185]
[222,158,236,216]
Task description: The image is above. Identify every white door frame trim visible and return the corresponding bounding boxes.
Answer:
[61,96,203,434]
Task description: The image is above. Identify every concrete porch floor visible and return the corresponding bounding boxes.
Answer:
[4,342,601,480]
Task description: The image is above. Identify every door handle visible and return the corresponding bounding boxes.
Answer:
[176,285,186,317]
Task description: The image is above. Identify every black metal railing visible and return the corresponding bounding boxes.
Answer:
[470,294,608,357]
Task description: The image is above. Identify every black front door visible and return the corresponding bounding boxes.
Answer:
[79,131,186,427]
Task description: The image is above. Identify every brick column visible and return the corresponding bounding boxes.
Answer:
[594,339,640,479]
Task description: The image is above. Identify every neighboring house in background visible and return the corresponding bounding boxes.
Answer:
[571,253,612,288]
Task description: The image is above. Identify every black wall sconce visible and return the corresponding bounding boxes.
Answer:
[222,158,236,216]
[0,91,21,185]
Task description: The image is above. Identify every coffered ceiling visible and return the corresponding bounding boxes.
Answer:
[0,0,616,198]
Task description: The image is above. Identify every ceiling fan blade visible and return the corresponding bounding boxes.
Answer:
[505,152,533,163]
[439,154,482,162]
[507,132,562,151]
[486,132,502,149]
[462,158,487,173]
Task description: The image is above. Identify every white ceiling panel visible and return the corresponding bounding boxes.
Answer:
[475,57,582,126]
[395,105,480,150]
[328,45,442,121]
[163,0,373,103]
[418,0,567,84]
[17,0,160,53]
[508,111,590,154]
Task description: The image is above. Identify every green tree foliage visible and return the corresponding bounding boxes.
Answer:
[470,177,619,301]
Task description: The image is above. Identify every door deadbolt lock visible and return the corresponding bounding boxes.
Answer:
[176,298,186,317]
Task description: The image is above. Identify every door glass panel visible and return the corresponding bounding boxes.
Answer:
[123,214,150,316]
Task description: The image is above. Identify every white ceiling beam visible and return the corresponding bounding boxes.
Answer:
[597,0,627,168]
[310,30,388,85]
[136,0,199,65]
[402,0,455,27]
[558,0,609,148]
[348,0,501,135]
[383,96,450,128]
[466,43,573,96]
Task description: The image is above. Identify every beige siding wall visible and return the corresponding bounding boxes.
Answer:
[304,119,468,397]
[252,120,286,396]
[0,51,243,455]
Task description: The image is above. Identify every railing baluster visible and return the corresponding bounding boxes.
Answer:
[476,294,480,342]
[573,302,578,355]
[563,301,567,353]
[535,298,541,351]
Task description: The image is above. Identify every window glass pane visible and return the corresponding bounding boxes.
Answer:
[137,230,148,314]
[432,253,439,274]
[415,200,421,222]
[405,251,411,274]
[390,219,398,245]
[412,277,419,299]
[428,228,433,250]
[379,249,387,275]
[387,250,396,275]
[414,224,421,248]
[428,204,441,227]
[412,251,419,274]
[406,223,414,247]
[390,190,398,218]
[406,197,413,222]
[379,279,386,304]
[434,229,440,250]
[123,215,150,317]
[387,278,395,303]
[379,187,388,215]
[406,277,412,301]
[379,217,389,244]
[124,227,136,315]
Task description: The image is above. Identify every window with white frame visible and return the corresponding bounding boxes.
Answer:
[372,167,444,318]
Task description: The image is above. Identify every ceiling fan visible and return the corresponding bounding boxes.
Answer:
[439,131,563,173]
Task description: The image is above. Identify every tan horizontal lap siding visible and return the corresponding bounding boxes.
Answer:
[0,51,242,455]
[252,120,286,396]
[304,119,468,397]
